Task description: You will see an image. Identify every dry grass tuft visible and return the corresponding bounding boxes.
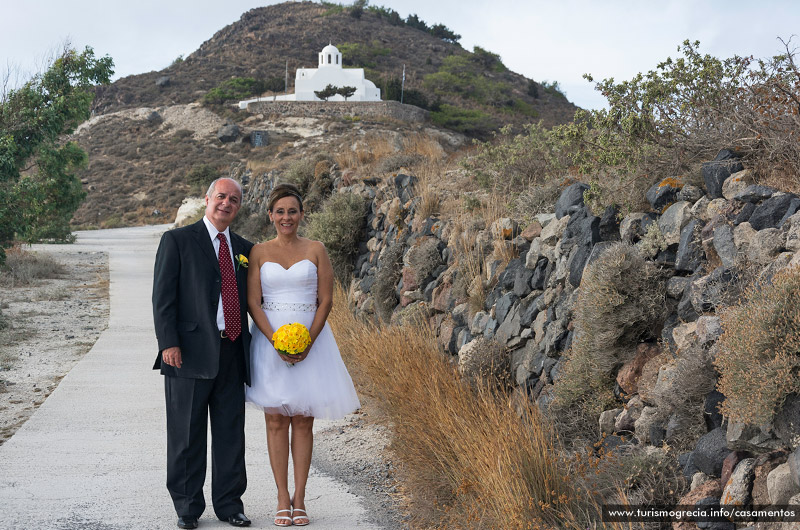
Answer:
[1,248,66,287]
[330,285,606,529]
[715,265,800,425]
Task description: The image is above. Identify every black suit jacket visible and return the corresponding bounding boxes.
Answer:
[152,220,254,385]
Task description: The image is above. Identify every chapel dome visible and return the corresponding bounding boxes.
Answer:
[318,43,342,68]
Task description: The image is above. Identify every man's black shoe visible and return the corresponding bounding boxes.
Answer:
[177,516,199,529]
[220,513,251,527]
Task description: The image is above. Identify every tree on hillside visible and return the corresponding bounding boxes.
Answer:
[337,86,356,100]
[0,45,113,260]
[314,84,338,101]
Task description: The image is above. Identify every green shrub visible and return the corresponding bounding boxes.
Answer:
[337,41,390,68]
[185,164,218,195]
[430,104,495,139]
[305,192,367,284]
[203,77,266,105]
[405,237,443,288]
[553,243,667,415]
[424,55,513,108]
[715,266,800,425]
[283,155,333,197]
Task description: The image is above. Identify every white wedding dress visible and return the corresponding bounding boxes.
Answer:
[245,259,360,419]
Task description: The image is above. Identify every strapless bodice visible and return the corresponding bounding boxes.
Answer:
[259,259,318,305]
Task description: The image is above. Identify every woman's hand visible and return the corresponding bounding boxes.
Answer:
[278,343,311,365]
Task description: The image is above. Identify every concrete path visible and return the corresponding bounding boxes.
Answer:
[0,226,380,529]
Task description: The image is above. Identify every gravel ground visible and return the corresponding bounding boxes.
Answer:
[0,249,109,445]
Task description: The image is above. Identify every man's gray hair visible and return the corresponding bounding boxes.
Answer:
[206,178,243,198]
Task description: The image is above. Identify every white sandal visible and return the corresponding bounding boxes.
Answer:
[274,508,292,527]
[292,508,309,526]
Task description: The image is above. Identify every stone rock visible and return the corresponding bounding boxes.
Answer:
[747,228,785,265]
[722,169,755,200]
[692,472,715,491]
[768,463,800,504]
[615,396,644,433]
[470,311,488,335]
[789,446,800,489]
[495,305,521,345]
[541,214,570,244]
[155,75,170,87]
[721,457,756,506]
[674,480,723,530]
[752,452,789,505]
[438,316,457,354]
[786,212,800,252]
[600,408,622,435]
[696,316,722,345]
[734,184,779,203]
[432,281,454,312]
[555,182,589,219]
[647,177,683,211]
[599,205,621,241]
[667,275,694,299]
[733,202,756,225]
[659,201,693,246]
[672,321,698,352]
[520,220,542,241]
[727,422,783,454]
[620,212,654,242]
[498,258,525,290]
[734,221,757,252]
[750,193,799,230]
[721,451,746,491]
[704,390,725,431]
[568,243,594,287]
[689,267,735,314]
[491,217,519,240]
[780,197,800,228]
[513,266,534,297]
[712,224,737,269]
[217,123,240,143]
[679,184,705,203]
[675,219,706,272]
[635,406,665,443]
[773,394,800,449]
[494,292,519,325]
[703,149,744,199]
[694,427,731,477]
[616,342,661,395]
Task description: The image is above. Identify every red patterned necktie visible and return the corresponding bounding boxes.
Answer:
[217,233,241,341]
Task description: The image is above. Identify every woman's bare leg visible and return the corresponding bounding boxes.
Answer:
[265,413,292,525]
[289,415,314,524]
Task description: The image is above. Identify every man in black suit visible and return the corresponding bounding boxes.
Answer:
[153,178,254,529]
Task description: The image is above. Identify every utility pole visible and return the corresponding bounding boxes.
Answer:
[285,60,288,94]
[401,64,405,104]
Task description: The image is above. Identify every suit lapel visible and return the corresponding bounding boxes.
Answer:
[191,220,220,273]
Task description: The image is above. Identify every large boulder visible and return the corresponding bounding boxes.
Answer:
[749,192,799,230]
[646,176,682,211]
[217,123,240,143]
[721,457,756,506]
[554,182,589,219]
[703,149,744,199]
[693,427,731,477]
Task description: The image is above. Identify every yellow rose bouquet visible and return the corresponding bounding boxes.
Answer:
[272,322,311,367]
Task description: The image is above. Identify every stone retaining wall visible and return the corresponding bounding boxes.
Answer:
[243,100,429,123]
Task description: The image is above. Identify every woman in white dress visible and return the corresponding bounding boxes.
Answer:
[245,183,360,527]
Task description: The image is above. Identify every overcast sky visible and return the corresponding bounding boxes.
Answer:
[2,0,798,110]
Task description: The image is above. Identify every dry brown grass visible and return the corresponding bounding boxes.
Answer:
[1,247,65,287]
[715,265,800,424]
[401,132,445,160]
[334,134,397,171]
[330,284,607,529]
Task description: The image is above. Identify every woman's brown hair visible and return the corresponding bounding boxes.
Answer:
[267,183,304,212]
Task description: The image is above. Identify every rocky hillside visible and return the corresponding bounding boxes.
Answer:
[91,1,577,129]
[71,1,577,229]
[284,148,800,523]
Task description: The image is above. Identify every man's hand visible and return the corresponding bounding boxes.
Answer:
[162,347,183,368]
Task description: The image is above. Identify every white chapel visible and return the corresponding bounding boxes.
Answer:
[239,43,381,108]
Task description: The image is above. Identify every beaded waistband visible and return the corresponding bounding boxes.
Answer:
[261,301,316,312]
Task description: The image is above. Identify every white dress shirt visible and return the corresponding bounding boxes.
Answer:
[202,216,235,332]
